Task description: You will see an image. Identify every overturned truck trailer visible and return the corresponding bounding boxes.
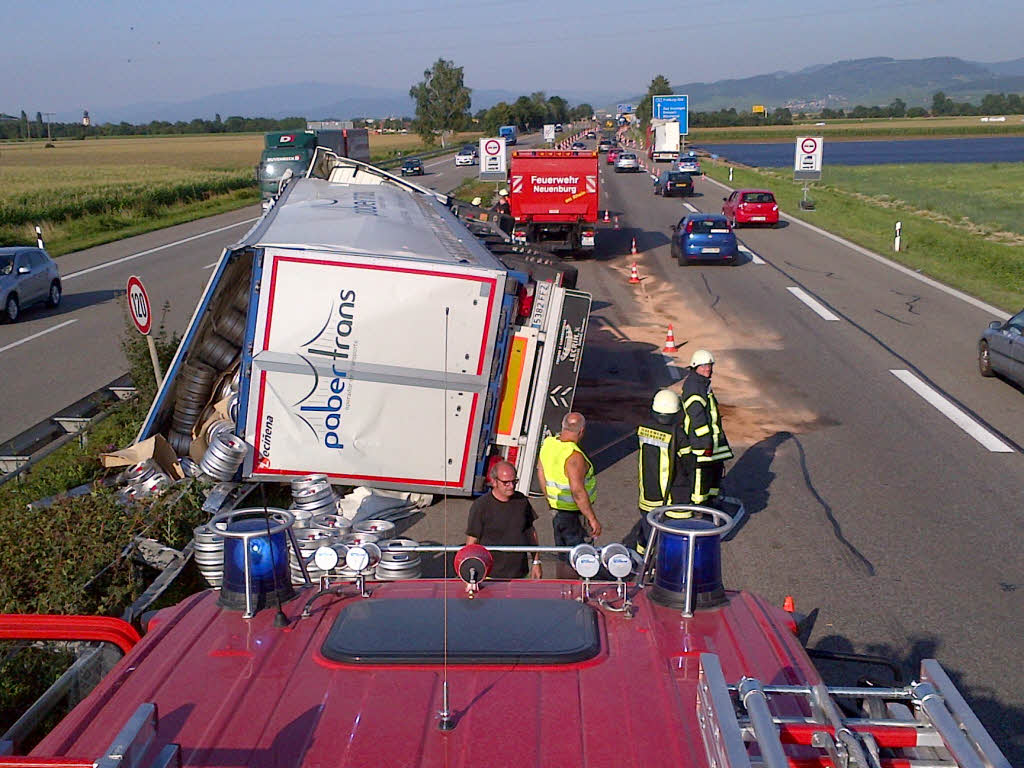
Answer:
[139,157,590,496]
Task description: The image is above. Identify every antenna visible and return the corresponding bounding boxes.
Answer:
[438,306,455,732]
[260,483,290,628]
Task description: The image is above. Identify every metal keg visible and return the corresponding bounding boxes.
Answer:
[353,519,396,541]
[231,279,252,312]
[291,474,330,494]
[228,395,239,422]
[216,309,247,347]
[343,531,380,547]
[120,459,160,486]
[166,429,193,456]
[194,522,227,587]
[172,362,217,433]
[135,473,171,497]
[204,419,234,444]
[198,333,239,370]
[375,538,422,580]
[199,433,249,481]
[311,512,351,536]
[289,528,338,585]
[178,457,201,477]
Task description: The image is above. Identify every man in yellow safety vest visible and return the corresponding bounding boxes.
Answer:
[536,412,602,574]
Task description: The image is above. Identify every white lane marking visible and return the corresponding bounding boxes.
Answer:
[63,218,259,282]
[203,261,219,269]
[890,369,1013,452]
[424,156,456,169]
[0,319,78,355]
[700,173,1010,321]
[683,202,698,212]
[787,286,840,321]
[738,245,766,264]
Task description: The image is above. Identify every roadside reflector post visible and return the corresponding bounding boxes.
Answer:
[728,167,733,182]
[894,221,902,252]
[35,224,44,249]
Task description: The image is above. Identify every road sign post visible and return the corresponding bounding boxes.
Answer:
[127,275,163,387]
[479,136,507,182]
[794,136,823,209]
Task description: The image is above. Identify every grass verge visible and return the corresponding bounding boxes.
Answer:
[450,177,506,204]
[701,160,1024,311]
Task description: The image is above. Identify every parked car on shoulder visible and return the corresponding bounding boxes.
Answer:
[670,215,738,266]
[614,152,640,173]
[454,148,477,166]
[400,158,425,176]
[0,246,62,322]
[677,154,701,174]
[722,189,779,227]
[654,170,694,197]
[979,308,1024,387]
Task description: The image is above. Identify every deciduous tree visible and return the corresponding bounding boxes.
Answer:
[409,58,472,146]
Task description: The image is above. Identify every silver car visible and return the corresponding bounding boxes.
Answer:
[979,308,1024,387]
[0,246,62,322]
[614,152,640,173]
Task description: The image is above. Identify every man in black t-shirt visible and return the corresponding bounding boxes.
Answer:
[465,461,542,580]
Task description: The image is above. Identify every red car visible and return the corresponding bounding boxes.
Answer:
[722,189,779,227]
[606,147,622,165]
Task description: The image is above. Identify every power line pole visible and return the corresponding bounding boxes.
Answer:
[42,112,56,142]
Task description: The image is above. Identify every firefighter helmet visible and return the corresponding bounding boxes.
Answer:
[652,389,681,415]
[689,349,715,368]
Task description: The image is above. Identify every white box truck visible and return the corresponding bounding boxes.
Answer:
[648,118,681,162]
[139,159,589,497]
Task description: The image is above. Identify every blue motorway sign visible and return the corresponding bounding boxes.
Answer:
[616,103,634,115]
[653,94,689,133]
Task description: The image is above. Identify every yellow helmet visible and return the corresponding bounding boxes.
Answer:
[652,389,681,415]
[689,349,715,367]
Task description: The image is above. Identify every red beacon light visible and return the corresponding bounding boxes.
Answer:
[454,544,493,597]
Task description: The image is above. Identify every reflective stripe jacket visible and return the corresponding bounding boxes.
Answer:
[680,370,733,464]
[539,436,597,511]
[637,421,676,512]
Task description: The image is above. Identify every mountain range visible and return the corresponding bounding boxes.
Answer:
[52,56,1024,123]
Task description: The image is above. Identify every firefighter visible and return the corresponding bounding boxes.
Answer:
[676,349,733,509]
[495,188,511,216]
[625,389,683,555]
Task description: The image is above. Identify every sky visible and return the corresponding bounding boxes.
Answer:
[3,0,1022,116]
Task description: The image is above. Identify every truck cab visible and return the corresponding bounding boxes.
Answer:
[498,125,518,145]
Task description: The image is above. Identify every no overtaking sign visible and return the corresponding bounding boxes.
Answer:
[794,136,823,181]
[479,136,507,182]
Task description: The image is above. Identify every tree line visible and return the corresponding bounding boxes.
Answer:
[408,58,593,144]
[0,112,306,141]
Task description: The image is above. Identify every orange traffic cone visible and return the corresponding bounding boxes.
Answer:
[603,209,610,222]
[663,324,679,353]
[783,595,795,613]
[629,262,641,284]
[631,237,638,255]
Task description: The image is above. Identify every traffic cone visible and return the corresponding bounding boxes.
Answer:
[631,237,637,255]
[629,262,641,284]
[663,324,679,353]
[603,209,610,222]
[783,595,795,613]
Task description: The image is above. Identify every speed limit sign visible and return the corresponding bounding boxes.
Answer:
[127,276,152,335]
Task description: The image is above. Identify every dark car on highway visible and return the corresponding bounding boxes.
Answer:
[670,214,738,266]
[400,158,425,176]
[598,139,612,153]
[654,171,695,197]
[979,308,1024,387]
[0,246,62,323]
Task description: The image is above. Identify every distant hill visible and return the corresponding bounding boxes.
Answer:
[611,57,1024,113]
[67,84,620,125]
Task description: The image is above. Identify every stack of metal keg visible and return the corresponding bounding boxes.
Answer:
[376,538,422,580]
[289,527,339,584]
[194,520,228,587]
[117,459,172,504]
[198,432,249,481]
[289,474,338,527]
[168,362,217,455]
[353,519,397,540]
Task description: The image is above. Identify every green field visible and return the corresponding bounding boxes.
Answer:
[701,159,1024,310]
[0,132,480,255]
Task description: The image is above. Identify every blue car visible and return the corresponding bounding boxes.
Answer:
[670,214,738,265]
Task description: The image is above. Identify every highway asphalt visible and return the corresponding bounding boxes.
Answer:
[1,132,1020,758]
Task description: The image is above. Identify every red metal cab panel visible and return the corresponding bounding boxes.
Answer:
[508,151,599,224]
